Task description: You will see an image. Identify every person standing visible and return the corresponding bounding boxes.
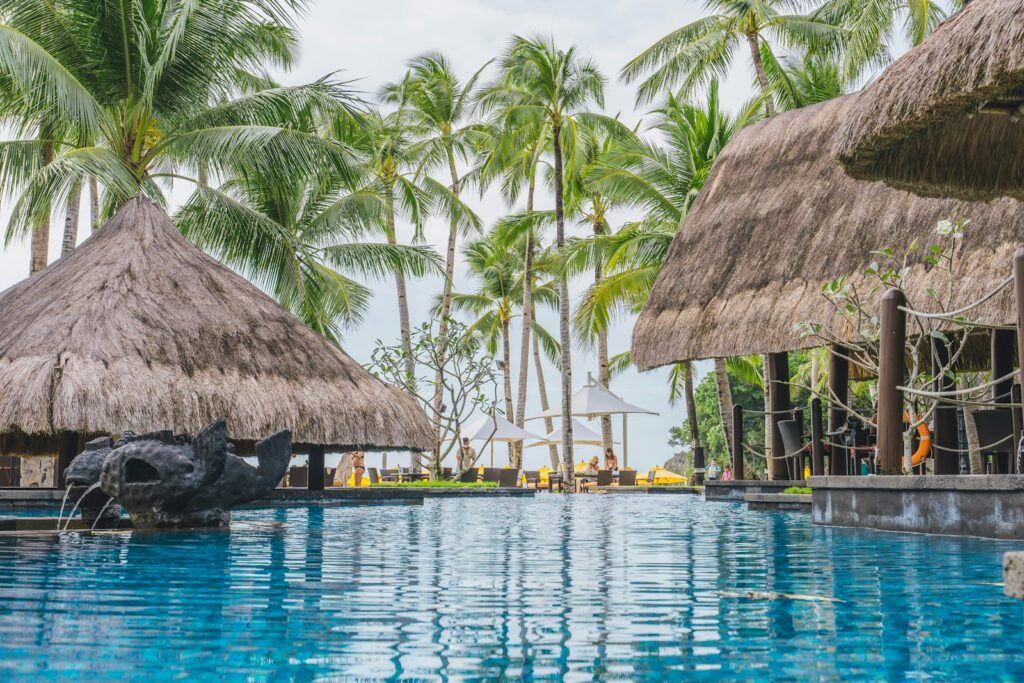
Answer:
[604,447,619,472]
[707,458,721,481]
[458,437,476,472]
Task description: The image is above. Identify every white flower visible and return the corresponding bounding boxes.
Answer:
[937,219,954,236]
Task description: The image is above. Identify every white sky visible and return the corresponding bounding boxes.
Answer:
[0,1,918,472]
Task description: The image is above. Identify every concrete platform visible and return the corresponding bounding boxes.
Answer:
[745,493,812,511]
[704,480,802,502]
[0,488,63,508]
[1005,552,1024,599]
[809,475,1024,539]
[592,486,702,495]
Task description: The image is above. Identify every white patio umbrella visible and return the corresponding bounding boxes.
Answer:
[528,374,657,467]
[527,419,614,448]
[463,413,545,467]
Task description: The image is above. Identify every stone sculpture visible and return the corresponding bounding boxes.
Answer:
[64,419,291,529]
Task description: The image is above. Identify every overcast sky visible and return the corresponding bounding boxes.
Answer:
[0,1,915,472]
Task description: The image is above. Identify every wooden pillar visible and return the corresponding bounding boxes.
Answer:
[811,399,825,477]
[793,407,805,480]
[732,404,744,480]
[828,346,849,476]
[693,445,705,486]
[931,336,959,475]
[308,445,325,491]
[767,352,791,480]
[878,289,907,475]
[1013,384,1023,475]
[1016,249,1024,397]
[55,432,79,490]
[992,329,1016,474]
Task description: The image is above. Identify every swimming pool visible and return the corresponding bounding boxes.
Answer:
[0,496,1021,680]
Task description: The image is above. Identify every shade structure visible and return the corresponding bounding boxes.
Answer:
[0,196,434,455]
[633,94,1024,370]
[638,467,687,485]
[463,413,544,443]
[835,0,1024,201]
[528,419,609,448]
[529,374,657,419]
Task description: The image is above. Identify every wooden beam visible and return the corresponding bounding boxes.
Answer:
[811,399,825,477]
[308,445,325,491]
[877,289,906,475]
[931,336,959,475]
[767,352,791,481]
[828,346,850,475]
[732,404,744,481]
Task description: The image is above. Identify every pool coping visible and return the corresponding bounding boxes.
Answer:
[745,492,812,511]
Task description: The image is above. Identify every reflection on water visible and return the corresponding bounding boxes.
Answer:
[0,496,1023,680]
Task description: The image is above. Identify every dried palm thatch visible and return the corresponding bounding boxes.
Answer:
[835,0,1024,201]
[0,196,433,455]
[633,95,1024,370]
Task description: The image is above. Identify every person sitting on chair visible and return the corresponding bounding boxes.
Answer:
[604,447,619,472]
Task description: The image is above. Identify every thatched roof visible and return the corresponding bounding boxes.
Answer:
[0,196,433,454]
[633,95,1024,370]
[835,0,1024,201]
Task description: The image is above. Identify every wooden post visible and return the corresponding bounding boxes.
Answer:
[767,352,791,480]
[793,407,805,480]
[932,336,959,475]
[56,432,79,490]
[693,445,705,486]
[811,398,825,477]
[732,404,744,480]
[1016,249,1024,398]
[992,329,1016,474]
[308,445,325,491]
[622,414,629,469]
[828,346,849,476]
[878,289,907,475]
[1013,384,1023,475]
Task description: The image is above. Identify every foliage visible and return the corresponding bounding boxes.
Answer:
[368,317,500,478]
[784,486,812,494]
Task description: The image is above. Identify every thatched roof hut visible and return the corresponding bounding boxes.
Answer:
[0,196,433,454]
[633,95,1024,370]
[835,0,1024,201]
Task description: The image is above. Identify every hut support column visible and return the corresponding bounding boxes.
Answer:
[932,336,959,475]
[308,445,325,491]
[693,445,705,486]
[811,399,825,477]
[732,404,744,480]
[56,432,78,490]
[828,346,849,476]
[878,290,906,475]
[993,329,1016,474]
[1015,249,1024,473]
[767,352,790,481]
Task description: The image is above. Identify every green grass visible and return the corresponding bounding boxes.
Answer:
[371,480,498,489]
[783,486,812,495]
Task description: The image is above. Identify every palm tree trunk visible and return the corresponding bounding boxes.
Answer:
[533,320,559,471]
[432,154,462,463]
[552,122,574,481]
[29,141,54,273]
[684,361,700,449]
[594,216,613,452]
[747,32,776,117]
[762,353,772,479]
[714,358,734,461]
[89,177,100,233]
[60,182,83,257]
[964,403,983,474]
[513,174,537,471]
[501,314,517,466]
[386,190,416,469]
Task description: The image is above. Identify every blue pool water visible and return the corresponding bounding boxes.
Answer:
[0,496,1023,681]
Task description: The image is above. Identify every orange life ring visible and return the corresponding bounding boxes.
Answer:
[904,412,931,466]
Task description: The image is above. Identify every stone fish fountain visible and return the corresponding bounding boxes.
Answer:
[63,419,291,529]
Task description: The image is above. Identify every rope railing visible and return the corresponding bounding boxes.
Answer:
[898,275,1013,320]
[928,433,1015,454]
[898,370,1020,398]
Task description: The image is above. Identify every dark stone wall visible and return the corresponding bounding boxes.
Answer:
[704,480,799,502]
[810,475,1024,539]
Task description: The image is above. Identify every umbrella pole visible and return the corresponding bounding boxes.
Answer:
[490,441,494,468]
[623,414,629,469]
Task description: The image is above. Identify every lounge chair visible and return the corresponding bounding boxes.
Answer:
[523,470,540,488]
[778,419,806,480]
[288,466,308,488]
[368,467,380,485]
[498,469,520,488]
[482,468,502,484]
[325,468,336,487]
[618,470,637,486]
[973,409,1014,474]
[459,468,479,483]
[442,467,453,480]
[596,469,613,487]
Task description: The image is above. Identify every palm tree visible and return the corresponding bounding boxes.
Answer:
[338,105,480,385]
[381,53,488,457]
[573,82,760,459]
[175,161,443,343]
[621,1,838,112]
[815,0,961,80]
[761,49,849,111]
[443,232,559,466]
[0,0,353,261]
[484,35,606,481]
